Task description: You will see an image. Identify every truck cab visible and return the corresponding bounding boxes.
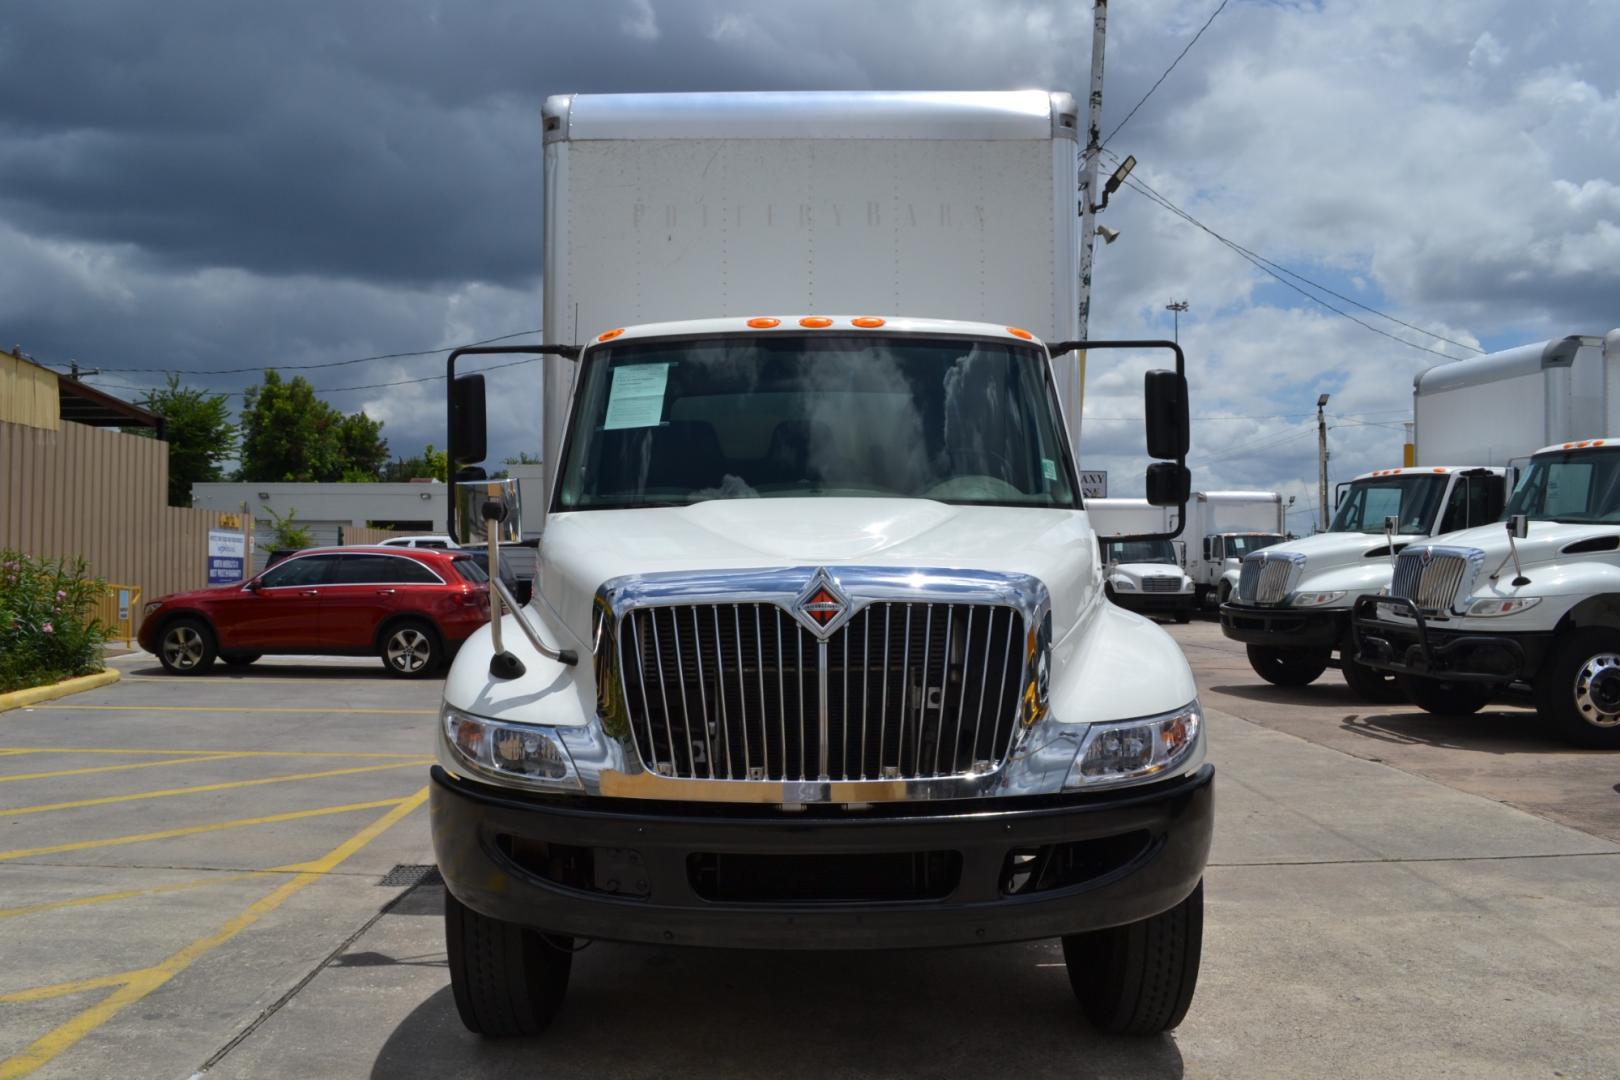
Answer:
[1354,437,1620,747]
[1220,465,1507,699]
[1100,537,1197,623]
[1198,531,1287,605]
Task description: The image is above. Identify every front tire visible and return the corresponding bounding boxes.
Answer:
[444,891,572,1036]
[157,617,216,675]
[1397,675,1492,716]
[379,619,442,678]
[1246,644,1329,686]
[1063,880,1203,1035]
[1535,629,1620,748]
[1173,607,1192,624]
[1340,633,1406,703]
[220,652,261,667]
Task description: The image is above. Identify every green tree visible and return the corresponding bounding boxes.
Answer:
[505,452,541,466]
[134,374,238,506]
[384,443,449,482]
[262,506,313,550]
[237,370,388,482]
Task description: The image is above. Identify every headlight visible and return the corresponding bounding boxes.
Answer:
[1464,596,1541,617]
[441,705,582,791]
[142,600,163,616]
[1291,590,1346,607]
[1066,701,1204,790]
[1111,578,1138,591]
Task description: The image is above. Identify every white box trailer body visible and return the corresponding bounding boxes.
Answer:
[1413,332,1617,467]
[539,91,1082,516]
[1182,491,1286,602]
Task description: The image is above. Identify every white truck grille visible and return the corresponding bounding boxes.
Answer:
[1389,547,1482,614]
[1236,552,1302,605]
[1141,576,1182,593]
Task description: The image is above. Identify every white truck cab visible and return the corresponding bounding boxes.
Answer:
[1220,465,1507,699]
[429,92,1213,1040]
[1356,435,1620,748]
[1182,491,1286,606]
[1089,498,1196,622]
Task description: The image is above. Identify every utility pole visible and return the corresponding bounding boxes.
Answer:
[1317,393,1331,531]
[1075,0,1108,427]
[1165,300,1189,343]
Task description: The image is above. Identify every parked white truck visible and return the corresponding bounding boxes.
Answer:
[1089,498,1196,622]
[1354,329,1620,747]
[1182,490,1286,606]
[431,92,1212,1038]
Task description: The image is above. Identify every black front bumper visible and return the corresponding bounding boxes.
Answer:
[1351,595,1550,682]
[1219,602,1346,650]
[430,764,1214,950]
[1113,592,1196,615]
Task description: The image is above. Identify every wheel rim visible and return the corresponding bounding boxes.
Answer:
[1573,654,1620,727]
[387,628,431,672]
[162,626,204,670]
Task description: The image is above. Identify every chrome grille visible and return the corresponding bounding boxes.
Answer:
[1237,553,1299,605]
[1390,548,1473,613]
[614,601,1027,782]
[1141,576,1181,593]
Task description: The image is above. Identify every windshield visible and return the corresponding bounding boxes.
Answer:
[1103,539,1178,565]
[1225,534,1285,558]
[1504,449,1620,524]
[555,334,1079,511]
[1328,475,1448,535]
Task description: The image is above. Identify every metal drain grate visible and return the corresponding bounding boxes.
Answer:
[379,863,442,887]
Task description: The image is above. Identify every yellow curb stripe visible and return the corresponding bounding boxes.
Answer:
[0,748,430,760]
[0,753,249,784]
[0,871,274,921]
[0,759,431,817]
[0,789,429,1079]
[0,797,407,863]
[30,704,437,715]
[0,671,120,714]
[0,973,133,1005]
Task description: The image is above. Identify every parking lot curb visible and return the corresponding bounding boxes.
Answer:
[0,668,121,713]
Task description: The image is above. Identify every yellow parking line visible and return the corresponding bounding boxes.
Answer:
[0,973,132,1005]
[0,788,428,1079]
[0,797,407,863]
[0,747,430,760]
[0,759,432,817]
[31,704,438,716]
[0,871,274,921]
[0,753,248,784]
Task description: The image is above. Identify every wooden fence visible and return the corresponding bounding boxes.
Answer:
[1,419,237,602]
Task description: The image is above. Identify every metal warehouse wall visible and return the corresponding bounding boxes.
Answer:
[1,419,233,600]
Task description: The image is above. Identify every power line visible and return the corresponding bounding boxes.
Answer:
[1096,0,1232,153]
[83,328,542,376]
[1110,159,1481,360]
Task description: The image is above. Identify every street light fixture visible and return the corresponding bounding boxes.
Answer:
[1090,154,1138,214]
[1166,300,1189,342]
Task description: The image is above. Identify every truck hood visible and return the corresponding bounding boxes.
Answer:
[1415,520,1614,572]
[1246,530,1405,605]
[534,498,1097,645]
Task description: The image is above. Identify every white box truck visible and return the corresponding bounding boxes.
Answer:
[1181,490,1286,606]
[430,91,1212,1038]
[1355,328,1620,747]
[1089,498,1197,621]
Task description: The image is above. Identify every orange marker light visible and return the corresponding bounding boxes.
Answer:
[1433,467,1446,473]
[747,317,780,329]
[1006,326,1034,340]
[799,316,834,328]
[851,316,885,328]
[1596,440,1607,447]
[597,328,625,342]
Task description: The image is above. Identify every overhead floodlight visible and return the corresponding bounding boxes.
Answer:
[1103,155,1137,196]
[1317,393,1331,408]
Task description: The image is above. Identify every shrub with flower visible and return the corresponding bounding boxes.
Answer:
[0,550,110,693]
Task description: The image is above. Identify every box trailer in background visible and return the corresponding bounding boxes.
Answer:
[1181,491,1286,605]
[1088,498,1197,621]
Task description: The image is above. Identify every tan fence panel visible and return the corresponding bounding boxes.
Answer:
[339,525,416,545]
[1,419,234,604]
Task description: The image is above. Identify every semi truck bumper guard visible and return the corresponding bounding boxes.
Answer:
[1352,594,1546,683]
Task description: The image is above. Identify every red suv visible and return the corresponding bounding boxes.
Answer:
[138,547,491,677]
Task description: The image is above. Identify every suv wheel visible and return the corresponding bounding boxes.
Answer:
[220,652,261,667]
[1246,644,1329,686]
[1398,675,1492,717]
[158,618,216,675]
[1535,629,1620,748]
[1063,880,1203,1034]
[445,891,572,1036]
[380,620,441,677]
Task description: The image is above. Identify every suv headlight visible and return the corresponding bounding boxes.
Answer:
[441,705,582,791]
[142,600,163,617]
[1464,596,1541,617]
[1290,590,1346,607]
[1066,701,1204,790]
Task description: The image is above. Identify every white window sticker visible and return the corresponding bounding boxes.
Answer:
[1041,458,1058,481]
[603,363,671,430]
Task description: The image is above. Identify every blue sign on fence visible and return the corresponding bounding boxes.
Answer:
[207,528,247,586]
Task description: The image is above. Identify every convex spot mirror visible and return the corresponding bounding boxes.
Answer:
[1146,463,1190,507]
[1144,368,1190,460]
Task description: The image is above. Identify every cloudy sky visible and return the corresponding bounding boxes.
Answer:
[3,0,1617,530]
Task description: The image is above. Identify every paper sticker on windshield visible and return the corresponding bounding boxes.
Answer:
[1041,458,1058,481]
[603,363,670,430]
